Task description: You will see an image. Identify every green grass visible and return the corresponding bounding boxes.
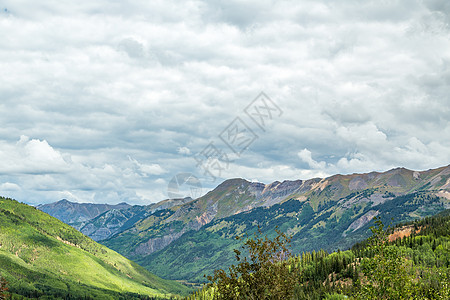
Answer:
[0,197,191,299]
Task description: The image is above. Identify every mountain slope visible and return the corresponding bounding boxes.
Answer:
[100,165,450,282]
[0,197,190,299]
[140,191,447,282]
[102,165,450,259]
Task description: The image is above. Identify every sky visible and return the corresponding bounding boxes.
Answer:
[0,0,449,205]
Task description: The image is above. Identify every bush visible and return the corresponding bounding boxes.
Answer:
[205,227,297,299]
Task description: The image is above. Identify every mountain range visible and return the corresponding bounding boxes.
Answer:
[37,199,131,227]
[38,197,192,241]
[38,165,450,282]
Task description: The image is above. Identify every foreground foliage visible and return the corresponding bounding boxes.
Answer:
[355,218,415,299]
[188,210,450,299]
[205,227,296,299]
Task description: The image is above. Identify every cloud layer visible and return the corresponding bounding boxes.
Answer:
[0,0,449,204]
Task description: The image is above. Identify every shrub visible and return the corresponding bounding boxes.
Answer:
[206,227,297,299]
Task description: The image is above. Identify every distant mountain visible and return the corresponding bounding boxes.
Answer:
[0,197,190,298]
[36,199,131,227]
[79,197,193,241]
[101,165,450,282]
[37,198,193,242]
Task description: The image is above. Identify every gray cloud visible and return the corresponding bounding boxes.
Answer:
[0,0,449,204]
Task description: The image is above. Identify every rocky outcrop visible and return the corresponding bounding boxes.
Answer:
[345,210,379,234]
[80,208,139,241]
[349,176,368,190]
[260,180,304,206]
[133,230,186,256]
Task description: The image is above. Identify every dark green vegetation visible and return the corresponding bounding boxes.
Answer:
[99,165,450,283]
[188,210,450,299]
[0,197,191,299]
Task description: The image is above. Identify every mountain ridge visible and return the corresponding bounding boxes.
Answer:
[33,165,450,283]
[100,164,450,274]
[37,199,131,226]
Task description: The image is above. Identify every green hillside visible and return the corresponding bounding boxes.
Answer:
[0,197,191,299]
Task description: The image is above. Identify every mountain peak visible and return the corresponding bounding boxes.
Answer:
[38,200,131,225]
[218,178,251,186]
[58,199,72,204]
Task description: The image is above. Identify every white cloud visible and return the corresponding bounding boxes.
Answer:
[128,156,166,176]
[0,0,449,204]
[298,149,327,170]
[154,178,166,185]
[0,136,69,174]
[336,123,388,150]
[220,162,330,184]
[177,146,191,155]
[336,153,378,174]
[0,182,21,191]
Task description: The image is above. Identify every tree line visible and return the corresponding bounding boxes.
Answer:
[188,209,450,299]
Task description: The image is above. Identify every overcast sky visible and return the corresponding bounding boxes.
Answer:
[0,0,449,205]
